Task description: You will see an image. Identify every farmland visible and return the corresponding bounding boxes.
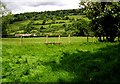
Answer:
[2,37,120,82]
[2,9,91,37]
[4,12,91,37]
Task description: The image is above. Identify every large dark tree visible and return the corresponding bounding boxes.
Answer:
[80,2,120,42]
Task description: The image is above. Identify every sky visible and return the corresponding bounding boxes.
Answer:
[1,0,80,14]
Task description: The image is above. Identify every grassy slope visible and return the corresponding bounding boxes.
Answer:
[9,20,30,34]
[68,15,86,19]
[2,38,120,82]
[8,15,88,35]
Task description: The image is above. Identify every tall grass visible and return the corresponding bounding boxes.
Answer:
[2,37,120,82]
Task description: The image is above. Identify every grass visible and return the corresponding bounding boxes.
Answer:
[2,37,120,82]
[2,37,98,45]
[68,15,88,20]
[34,20,43,24]
[55,20,70,23]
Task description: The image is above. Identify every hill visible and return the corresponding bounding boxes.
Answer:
[2,9,91,37]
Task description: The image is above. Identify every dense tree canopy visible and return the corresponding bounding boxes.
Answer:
[80,2,120,42]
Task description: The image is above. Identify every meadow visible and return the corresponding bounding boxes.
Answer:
[2,37,120,82]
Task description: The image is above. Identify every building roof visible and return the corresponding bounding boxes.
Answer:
[15,34,32,37]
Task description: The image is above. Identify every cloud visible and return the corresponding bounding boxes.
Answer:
[1,0,80,14]
[24,1,65,7]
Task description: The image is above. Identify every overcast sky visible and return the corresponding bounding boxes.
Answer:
[1,0,80,14]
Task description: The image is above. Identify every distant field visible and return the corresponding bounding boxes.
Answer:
[68,15,89,20]
[2,37,120,82]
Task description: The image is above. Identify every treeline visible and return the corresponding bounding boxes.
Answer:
[12,9,83,22]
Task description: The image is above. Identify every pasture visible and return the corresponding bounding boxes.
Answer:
[2,37,120,82]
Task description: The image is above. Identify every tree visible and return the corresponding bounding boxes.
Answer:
[24,20,34,33]
[64,16,69,20]
[62,23,66,28]
[0,1,11,16]
[80,2,120,42]
[39,26,45,32]
[52,19,56,24]
[42,20,46,25]
[74,18,90,36]
[1,1,13,37]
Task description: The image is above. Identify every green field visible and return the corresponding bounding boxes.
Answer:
[2,37,120,82]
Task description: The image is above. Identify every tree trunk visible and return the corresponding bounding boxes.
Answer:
[117,33,120,42]
[103,34,105,41]
[118,35,120,42]
[106,34,109,42]
[68,34,70,43]
[106,35,115,42]
[98,35,102,42]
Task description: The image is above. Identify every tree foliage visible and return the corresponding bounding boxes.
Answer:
[2,15,14,37]
[1,1,14,37]
[80,2,120,42]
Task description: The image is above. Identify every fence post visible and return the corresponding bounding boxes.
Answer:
[58,34,60,42]
[68,34,70,43]
[45,34,48,43]
[87,34,89,42]
[20,36,22,44]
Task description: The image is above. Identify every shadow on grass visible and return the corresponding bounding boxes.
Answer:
[42,43,120,83]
